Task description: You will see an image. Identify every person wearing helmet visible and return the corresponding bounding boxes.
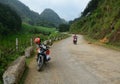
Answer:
[34,37,41,45]
[73,34,77,44]
[34,37,51,61]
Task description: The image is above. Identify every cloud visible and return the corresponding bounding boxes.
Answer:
[19,0,90,21]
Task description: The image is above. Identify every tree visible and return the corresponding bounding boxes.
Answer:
[0,3,22,35]
[58,24,70,32]
[81,0,99,17]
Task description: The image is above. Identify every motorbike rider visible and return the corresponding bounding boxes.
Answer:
[34,37,51,61]
[73,34,77,43]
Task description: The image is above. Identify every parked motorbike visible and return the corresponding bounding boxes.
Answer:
[36,44,50,71]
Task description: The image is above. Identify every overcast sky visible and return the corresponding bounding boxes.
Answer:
[19,0,90,21]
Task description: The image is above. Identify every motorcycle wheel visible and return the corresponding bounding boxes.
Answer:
[37,55,44,71]
[73,41,77,44]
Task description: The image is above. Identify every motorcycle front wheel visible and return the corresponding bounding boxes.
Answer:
[73,41,77,44]
[37,55,44,71]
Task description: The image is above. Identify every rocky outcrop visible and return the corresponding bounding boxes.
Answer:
[25,46,34,57]
[3,56,26,84]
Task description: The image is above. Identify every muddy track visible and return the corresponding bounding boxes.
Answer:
[24,35,120,84]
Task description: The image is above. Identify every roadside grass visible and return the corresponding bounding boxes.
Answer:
[19,51,35,84]
[84,35,120,51]
[19,66,29,84]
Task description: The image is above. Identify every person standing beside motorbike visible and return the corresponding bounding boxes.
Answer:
[73,34,78,44]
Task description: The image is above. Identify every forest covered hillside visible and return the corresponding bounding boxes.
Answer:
[0,0,40,25]
[0,3,21,36]
[70,0,120,46]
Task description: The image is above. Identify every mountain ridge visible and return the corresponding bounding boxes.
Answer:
[40,8,63,27]
[0,0,65,27]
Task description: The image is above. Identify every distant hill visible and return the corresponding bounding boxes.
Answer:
[39,8,64,27]
[0,0,66,27]
[70,0,120,46]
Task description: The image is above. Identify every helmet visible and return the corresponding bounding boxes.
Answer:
[34,37,40,44]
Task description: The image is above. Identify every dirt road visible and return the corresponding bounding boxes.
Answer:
[24,35,120,84]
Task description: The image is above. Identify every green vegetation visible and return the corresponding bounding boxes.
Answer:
[0,34,46,82]
[81,0,99,17]
[0,22,56,83]
[0,3,21,36]
[19,52,35,84]
[49,31,69,41]
[58,24,70,32]
[0,1,68,83]
[0,2,66,83]
[0,3,22,82]
[22,23,56,35]
[70,0,120,47]
[0,0,40,25]
[39,8,65,27]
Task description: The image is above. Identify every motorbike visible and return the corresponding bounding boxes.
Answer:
[73,38,77,44]
[36,44,50,71]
